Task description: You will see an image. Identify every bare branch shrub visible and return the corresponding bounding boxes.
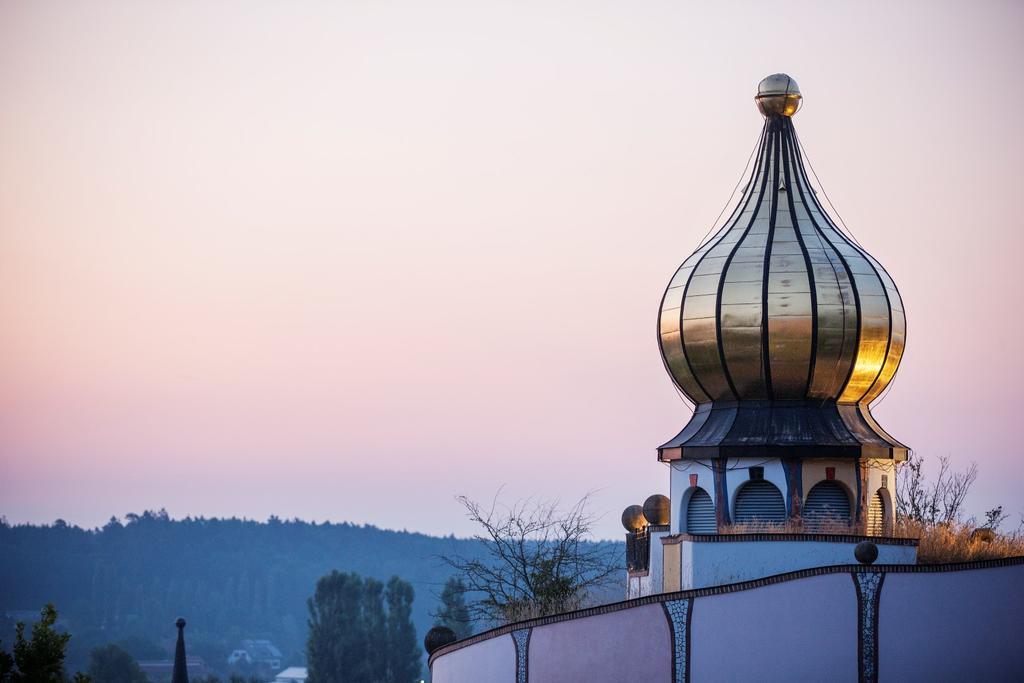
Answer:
[440,493,621,625]
[896,453,977,525]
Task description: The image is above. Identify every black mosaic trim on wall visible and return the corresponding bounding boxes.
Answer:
[852,572,884,683]
[511,628,530,683]
[662,532,919,546]
[427,555,1024,666]
[662,598,693,683]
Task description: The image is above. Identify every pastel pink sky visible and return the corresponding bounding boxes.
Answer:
[1,1,1021,538]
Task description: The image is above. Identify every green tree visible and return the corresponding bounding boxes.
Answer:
[0,649,13,681]
[87,644,147,683]
[0,605,90,682]
[433,578,472,640]
[361,578,387,683]
[306,571,421,683]
[384,577,420,683]
[306,571,373,683]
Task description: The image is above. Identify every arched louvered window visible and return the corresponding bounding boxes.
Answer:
[804,481,852,532]
[733,480,786,526]
[686,488,717,534]
[866,489,887,535]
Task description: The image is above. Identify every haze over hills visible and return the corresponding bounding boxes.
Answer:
[0,511,622,675]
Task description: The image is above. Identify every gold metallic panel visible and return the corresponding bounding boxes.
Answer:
[682,294,717,321]
[660,307,681,335]
[769,254,806,273]
[725,261,764,283]
[661,330,709,403]
[667,267,695,290]
[722,279,763,305]
[662,285,685,311]
[768,315,813,397]
[767,294,813,317]
[722,325,767,397]
[720,303,762,328]
[767,271,811,294]
[770,241,804,256]
[732,246,768,263]
[686,273,722,297]
[682,317,732,400]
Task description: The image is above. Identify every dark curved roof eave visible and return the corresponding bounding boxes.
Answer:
[657,400,908,460]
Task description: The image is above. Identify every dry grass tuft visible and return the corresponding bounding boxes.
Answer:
[898,520,1024,564]
[715,518,1024,564]
[719,519,866,535]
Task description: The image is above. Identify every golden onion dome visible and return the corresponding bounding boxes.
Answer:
[657,74,907,461]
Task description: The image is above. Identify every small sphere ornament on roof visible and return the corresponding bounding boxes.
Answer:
[855,541,879,565]
[755,73,802,117]
[424,625,458,655]
[621,504,646,532]
[642,494,671,526]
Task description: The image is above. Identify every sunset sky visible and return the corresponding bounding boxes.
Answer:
[2,0,1022,538]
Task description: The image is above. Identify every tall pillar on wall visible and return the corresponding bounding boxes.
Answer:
[712,459,730,529]
[782,458,803,523]
[857,460,869,529]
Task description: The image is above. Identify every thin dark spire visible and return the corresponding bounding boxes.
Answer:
[172,618,189,683]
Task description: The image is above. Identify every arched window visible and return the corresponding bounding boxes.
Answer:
[866,488,890,535]
[804,481,852,531]
[686,487,717,534]
[733,480,786,526]
[868,491,884,532]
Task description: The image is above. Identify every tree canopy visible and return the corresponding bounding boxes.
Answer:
[433,578,472,640]
[306,572,421,683]
[87,644,147,683]
[0,605,90,683]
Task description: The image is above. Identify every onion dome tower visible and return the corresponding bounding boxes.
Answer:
[658,74,906,533]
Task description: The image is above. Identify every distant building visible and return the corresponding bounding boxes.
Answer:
[227,639,283,670]
[273,667,308,683]
[140,618,211,683]
[137,657,214,683]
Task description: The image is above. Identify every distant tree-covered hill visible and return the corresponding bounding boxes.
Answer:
[0,511,621,677]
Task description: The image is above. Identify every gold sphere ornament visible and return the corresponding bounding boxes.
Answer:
[642,494,671,526]
[621,505,647,532]
[755,73,801,117]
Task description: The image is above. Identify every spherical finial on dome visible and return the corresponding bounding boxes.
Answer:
[175,617,186,629]
[621,504,646,532]
[755,73,801,117]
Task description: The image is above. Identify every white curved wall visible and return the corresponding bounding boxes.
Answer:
[677,538,916,589]
[879,565,1024,681]
[429,560,1024,683]
[690,573,857,682]
[430,629,516,683]
[529,604,670,683]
